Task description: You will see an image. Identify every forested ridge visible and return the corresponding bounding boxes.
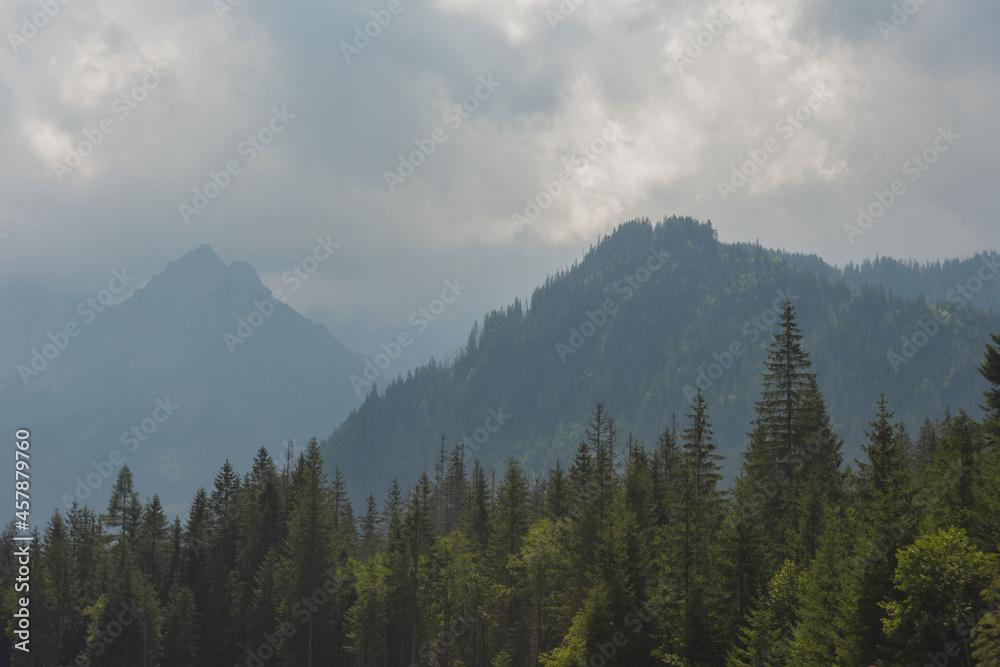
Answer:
[5,306,1000,666]
[323,217,999,500]
[776,249,1000,313]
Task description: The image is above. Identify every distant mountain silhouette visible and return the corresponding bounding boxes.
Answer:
[0,245,362,519]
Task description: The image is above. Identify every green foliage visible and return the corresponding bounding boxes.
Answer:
[882,527,996,664]
[8,317,1000,666]
[322,218,998,505]
[728,559,800,667]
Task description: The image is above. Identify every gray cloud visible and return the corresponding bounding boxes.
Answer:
[1,0,997,365]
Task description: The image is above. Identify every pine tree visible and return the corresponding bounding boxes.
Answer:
[360,493,382,558]
[489,459,531,661]
[138,494,169,596]
[161,583,198,666]
[651,418,682,528]
[586,402,617,521]
[718,460,767,650]
[38,511,76,666]
[103,465,141,560]
[383,477,404,543]
[566,438,600,571]
[66,501,101,610]
[980,332,1000,444]
[444,443,469,534]
[467,461,490,550]
[728,560,800,667]
[675,389,724,663]
[203,460,241,664]
[330,466,357,563]
[401,472,437,663]
[842,395,914,663]
[922,410,986,536]
[545,460,566,519]
[232,447,283,652]
[913,416,940,473]
[787,508,851,665]
[243,547,281,665]
[280,438,336,666]
[743,300,842,566]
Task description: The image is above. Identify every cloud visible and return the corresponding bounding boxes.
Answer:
[1,0,996,363]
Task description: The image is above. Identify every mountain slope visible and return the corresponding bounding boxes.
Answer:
[321,217,999,499]
[0,245,362,518]
[775,248,1000,313]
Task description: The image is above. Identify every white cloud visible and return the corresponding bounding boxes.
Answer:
[1,0,997,358]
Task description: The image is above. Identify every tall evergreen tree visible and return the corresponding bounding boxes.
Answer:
[138,494,169,596]
[281,438,336,666]
[980,332,1000,444]
[842,395,914,663]
[103,465,141,559]
[743,300,841,567]
[675,389,724,663]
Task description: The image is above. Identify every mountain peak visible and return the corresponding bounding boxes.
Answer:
[136,244,246,303]
[172,243,225,269]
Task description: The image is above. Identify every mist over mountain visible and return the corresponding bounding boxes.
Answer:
[2,225,997,520]
[321,217,999,500]
[0,245,362,519]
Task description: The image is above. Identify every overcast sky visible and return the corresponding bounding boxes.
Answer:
[1,0,997,361]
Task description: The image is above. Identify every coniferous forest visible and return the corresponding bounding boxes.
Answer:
[4,306,1000,666]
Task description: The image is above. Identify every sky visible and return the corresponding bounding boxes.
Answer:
[1,0,998,364]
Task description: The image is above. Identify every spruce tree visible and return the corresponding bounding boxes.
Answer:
[843,395,913,663]
[360,493,381,558]
[281,438,336,666]
[980,332,1000,444]
[677,389,724,663]
[138,495,168,596]
[743,300,841,566]
[104,465,141,559]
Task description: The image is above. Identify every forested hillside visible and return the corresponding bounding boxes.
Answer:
[776,249,1000,313]
[4,311,999,665]
[323,217,999,499]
